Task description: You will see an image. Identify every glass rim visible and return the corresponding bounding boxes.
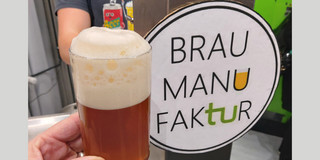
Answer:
[69,46,151,60]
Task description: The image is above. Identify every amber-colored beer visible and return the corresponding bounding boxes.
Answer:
[78,97,150,160]
[70,27,151,160]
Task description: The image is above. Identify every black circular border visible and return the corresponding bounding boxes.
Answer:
[146,1,279,153]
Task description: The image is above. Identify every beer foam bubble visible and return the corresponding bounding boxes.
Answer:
[70,27,151,110]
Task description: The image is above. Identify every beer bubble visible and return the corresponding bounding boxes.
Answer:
[94,76,100,80]
[126,67,133,72]
[120,50,126,56]
[108,77,115,83]
[107,60,118,70]
[85,64,94,72]
[98,70,105,75]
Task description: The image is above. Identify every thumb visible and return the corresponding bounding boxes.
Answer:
[72,156,105,160]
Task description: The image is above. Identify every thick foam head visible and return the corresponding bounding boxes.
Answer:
[70,27,151,110]
[71,27,151,59]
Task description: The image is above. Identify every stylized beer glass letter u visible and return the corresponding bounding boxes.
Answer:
[234,68,250,91]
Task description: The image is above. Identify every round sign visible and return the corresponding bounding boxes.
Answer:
[146,1,280,154]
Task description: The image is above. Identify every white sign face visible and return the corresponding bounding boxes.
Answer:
[146,1,280,154]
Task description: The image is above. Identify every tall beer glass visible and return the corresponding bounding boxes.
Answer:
[69,27,151,160]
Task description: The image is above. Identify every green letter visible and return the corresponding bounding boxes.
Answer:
[205,103,216,125]
[220,105,237,123]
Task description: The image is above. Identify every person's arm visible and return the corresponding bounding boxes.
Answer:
[57,8,91,65]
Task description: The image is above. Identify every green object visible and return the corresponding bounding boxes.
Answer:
[266,76,291,123]
[205,103,238,125]
[254,0,292,123]
[254,0,292,30]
